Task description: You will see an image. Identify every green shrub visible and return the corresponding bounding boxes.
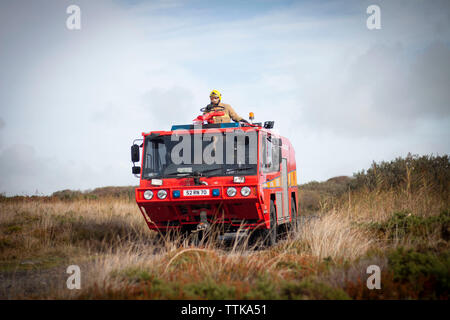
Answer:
[280,278,350,300]
[388,247,450,299]
[244,276,280,299]
[184,280,237,300]
[368,210,450,240]
[118,267,152,283]
[351,153,449,196]
[300,176,352,197]
[51,186,137,201]
[52,189,83,201]
[299,176,353,213]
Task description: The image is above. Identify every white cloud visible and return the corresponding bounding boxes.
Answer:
[0,0,449,194]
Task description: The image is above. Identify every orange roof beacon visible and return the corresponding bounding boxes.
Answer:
[130,108,299,246]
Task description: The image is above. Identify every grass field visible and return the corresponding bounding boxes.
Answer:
[0,154,448,299]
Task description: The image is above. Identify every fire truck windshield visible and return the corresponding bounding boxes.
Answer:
[142,132,258,179]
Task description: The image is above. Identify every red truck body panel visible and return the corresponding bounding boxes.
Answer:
[134,124,298,233]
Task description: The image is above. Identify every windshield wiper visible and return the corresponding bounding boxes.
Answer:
[163,166,253,178]
[198,167,223,175]
[163,167,223,178]
[181,168,224,178]
[163,172,192,178]
[225,166,255,173]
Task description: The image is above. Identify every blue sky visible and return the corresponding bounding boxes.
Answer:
[0,0,449,195]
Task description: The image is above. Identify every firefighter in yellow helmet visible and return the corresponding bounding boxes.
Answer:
[204,89,248,124]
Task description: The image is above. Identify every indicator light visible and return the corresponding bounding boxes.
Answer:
[172,190,180,198]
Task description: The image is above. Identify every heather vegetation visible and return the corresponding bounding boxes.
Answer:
[0,153,448,299]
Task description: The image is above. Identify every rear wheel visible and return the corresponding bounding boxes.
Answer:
[290,195,298,232]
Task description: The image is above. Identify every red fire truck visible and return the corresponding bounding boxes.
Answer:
[130,109,299,245]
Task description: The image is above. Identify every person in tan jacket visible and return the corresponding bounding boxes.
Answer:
[204,89,248,124]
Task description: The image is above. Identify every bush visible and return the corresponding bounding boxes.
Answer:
[367,210,450,240]
[87,186,136,199]
[52,189,83,201]
[299,176,353,213]
[351,153,450,196]
[184,280,237,300]
[280,278,350,300]
[300,176,352,197]
[51,186,137,201]
[387,247,450,299]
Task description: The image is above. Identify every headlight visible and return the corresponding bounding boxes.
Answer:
[157,189,168,199]
[143,190,153,200]
[240,187,251,197]
[226,187,237,197]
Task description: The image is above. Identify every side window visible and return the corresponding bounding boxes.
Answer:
[144,140,167,176]
[271,137,280,171]
[261,133,280,173]
[266,134,273,169]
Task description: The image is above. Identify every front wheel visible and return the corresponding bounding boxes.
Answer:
[263,200,277,246]
[250,200,278,247]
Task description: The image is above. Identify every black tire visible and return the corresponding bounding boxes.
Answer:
[264,200,277,246]
[250,200,278,247]
[290,196,298,232]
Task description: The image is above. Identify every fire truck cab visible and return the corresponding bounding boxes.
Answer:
[130,117,298,245]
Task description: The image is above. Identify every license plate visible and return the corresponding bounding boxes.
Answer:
[183,189,209,196]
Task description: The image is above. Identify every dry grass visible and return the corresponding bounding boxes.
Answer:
[0,175,448,299]
[296,213,374,261]
[331,186,447,223]
[0,196,330,299]
[0,198,152,272]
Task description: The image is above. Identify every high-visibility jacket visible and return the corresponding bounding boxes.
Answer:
[203,102,244,123]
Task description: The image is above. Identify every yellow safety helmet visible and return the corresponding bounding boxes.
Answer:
[209,89,222,100]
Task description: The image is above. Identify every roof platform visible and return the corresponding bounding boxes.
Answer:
[171,122,240,130]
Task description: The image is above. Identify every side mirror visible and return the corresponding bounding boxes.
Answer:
[131,144,140,163]
[132,166,141,174]
[264,121,274,129]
